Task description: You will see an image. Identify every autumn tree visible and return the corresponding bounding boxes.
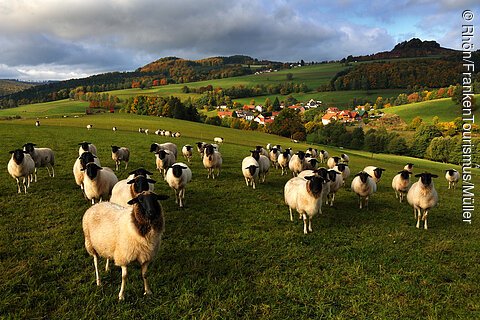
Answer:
[268,108,305,138]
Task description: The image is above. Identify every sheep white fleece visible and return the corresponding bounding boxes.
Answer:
[165,162,192,207]
[110,175,154,208]
[333,164,350,182]
[445,170,460,189]
[25,146,55,181]
[73,156,101,191]
[203,150,223,179]
[278,153,291,176]
[257,154,270,183]
[406,175,438,229]
[8,153,35,194]
[326,157,340,169]
[392,172,411,203]
[157,142,178,157]
[155,151,176,177]
[363,166,385,184]
[319,150,329,163]
[78,143,97,156]
[181,145,193,163]
[112,147,130,171]
[83,167,118,204]
[288,154,305,177]
[351,173,377,209]
[326,170,343,206]
[269,149,280,169]
[242,156,260,189]
[82,193,165,300]
[284,176,326,234]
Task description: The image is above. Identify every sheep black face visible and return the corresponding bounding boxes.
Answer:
[250,150,260,161]
[9,149,27,165]
[127,176,156,193]
[204,144,215,157]
[406,163,414,169]
[314,168,330,182]
[446,169,457,177]
[304,175,325,196]
[332,156,340,164]
[84,163,102,180]
[255,145,263,152]
[308,158,319,167]
[156,150,168,160]
[185,145,193,151]
[111,145,120,153]
[128,192,168,220]
[337,163,348,172]
[245,165,259,176]
[373,168,386,179]
[296,151,306,160]
[22,142,36,153]
[149,143,159,153]
[79,152,96,169]
[398,170,412,180]
[171,164,187,178]
[79,142,91,152]
[415,173,438,186]
[271,147,278,154]
[355,172,372,183]
[327,170,341,182]
[129,168,153,177]
[281,150,290,158]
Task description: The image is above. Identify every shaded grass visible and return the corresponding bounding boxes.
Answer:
[0,114,479,319]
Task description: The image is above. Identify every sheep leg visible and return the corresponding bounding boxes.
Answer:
[141,262,152,296]
[118,266,127,300]
[124,161,128,170]
[423,210,428,230]
[245,177,249,186]
[93,254,101,286]
[33,168,38,183]
[358,196,362,209]
[179,189,185,208]
[51,165,55,178]
[105,259,110,272]
[308,216,313,233]
[15,178,21,193]
[416,209,421,229]
[289,207,293,222]
[302,213,308,234]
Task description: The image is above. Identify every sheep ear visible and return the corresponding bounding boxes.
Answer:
[397,170,404,174]
[380,168,386,171]
[155,194,169,201]
[431,174,438,178]
[127,179,135,184]
[127,197,138,205]
[9,150,14,154]
[414,173,422,177]
[147,179,156,184]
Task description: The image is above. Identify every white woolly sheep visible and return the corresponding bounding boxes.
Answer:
[319,150,329,163]
[445,169,460,190]
[351,171,377,209]
[111,145,130,171]
[278,150,291,176]
[242,156,260,189]
[112,126,117,131]
[406,172,439,229]
[73,152,101,197]
[82,191,168,300]
[298,168,331,204]
[149,142,178,158]
[306,147,318,158]
[7,149,35,193]
[214,137,224,144]
[392,170,412,203]
[284,175,327,234]
[82,162,119,205]
[78,142,97,156]
[35,120,40,127]
[340,153,350,163]
[22,142,55,181]
[288,151,306,177]
[255,145,269,157]
[269,147,280,169]
[181,145,193,163]
[303,157,319,171]
[363,166,386,184]
[110,174,156,208]
[155,150,176,177]
[87,124,93,130]
[326,156,340,169]
[203,144,223,179]
[404,163,414,173]
[126,168,155,192]
[333,163,350,184]
[165,162,192,208]
[326,169,343,206]
[250,150,270,183]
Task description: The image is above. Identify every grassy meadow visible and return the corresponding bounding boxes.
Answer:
[0,113,479,319]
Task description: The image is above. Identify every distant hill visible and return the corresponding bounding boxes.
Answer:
[346,38,458,62]
[0,80,36,96]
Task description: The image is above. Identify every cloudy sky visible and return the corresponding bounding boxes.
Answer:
[0,0,479,81]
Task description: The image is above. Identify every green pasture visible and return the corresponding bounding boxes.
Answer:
[0,99,89,118]
[0,113,478,319]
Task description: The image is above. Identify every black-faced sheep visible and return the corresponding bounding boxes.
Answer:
[326,156,340,169]
[319,150,329,163]
[110,175,156,208]
[181,145,193,163]
[242,155,260,189]
[250,150,270,183]
[407,173,438,229]
[363,166,386,184]
[326,169,343,206]
[150,142,178,158]
[78,142,97,156]
[392,170,412,203]
[82,191,168,300]
[7,149,35,193]
[22,142,55,181]
[278,150,291,176]
[155,150,176,177]
[445,169,459,190]
[203,144,223,179]
[269,147,280,169]
[288,151,306,177]
[214,137,224,144]
[404,163,414,173]
[82,163,119,205]
[73,151,101,197]
[351,171,377,209]
[165,163,192,208]
[111,145,130,171]
[340,153,350,163]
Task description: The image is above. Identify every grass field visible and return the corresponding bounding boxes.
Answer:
[0,113,479,318]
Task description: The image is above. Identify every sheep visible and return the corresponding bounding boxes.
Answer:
[196,142,206,157]
[82,191,168,300]
[155,150,176,177]
[242,156,260,189]
[35,120,40,127]
[112,126,117,131]
[306,147,318,158]
[172,131,181,138]
[288,151,306,177]
[149,142,178,158]
[250,149,270,183]
[406,173,439,229]
[181,145,193,163]
[404,163,414,173]
[269,147,280,169]
[392,170,412,203]
[82,162,119,205]
[78,142,97,156]
[87,124,93,130]
[164,130,171,137]
[111,146,130,171]
[445,169,460,190]
[155,129,163,135]
[319,150,329,163]
[333,163,350,184]
[165,163,192,208]
[326,156,340,169]
[73,151,101,197]
[278,150,291,176]
[303,157,319,171]
[363,166,386,184]
[351,171,377,209]
[214,137,224,144]
[22,142,55,181]
[138,128,145,134]
[110,174,156,208]
[340,153,350,163]
[326,169,343,206]
[7,149,35,193]
[127,168,155,192]
[255,145,269,157]
[284,175,327,234]
[298,168,331,204]
[203,144,223,179]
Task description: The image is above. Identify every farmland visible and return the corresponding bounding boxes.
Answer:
[0,112,479,318]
